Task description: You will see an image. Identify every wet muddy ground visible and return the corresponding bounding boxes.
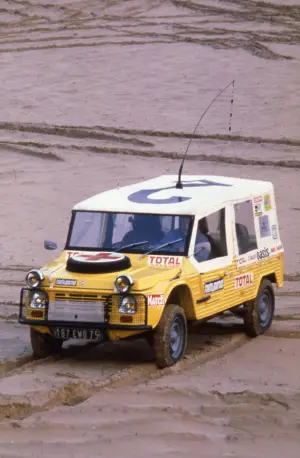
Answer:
[0,0,300,457]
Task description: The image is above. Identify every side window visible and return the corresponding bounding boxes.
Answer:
[234,200,258,255]
[194,208,227,263]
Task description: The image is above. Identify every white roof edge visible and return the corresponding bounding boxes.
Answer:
[72,175,274,214]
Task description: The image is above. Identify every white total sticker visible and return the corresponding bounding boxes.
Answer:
[234,272,253,289]
[147,294,165,306]
[148,255,182,268]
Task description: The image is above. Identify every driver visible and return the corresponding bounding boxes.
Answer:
[158,216,191,252]
[120,214,164,247]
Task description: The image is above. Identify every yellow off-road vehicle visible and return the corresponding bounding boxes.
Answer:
[19,174,284,368]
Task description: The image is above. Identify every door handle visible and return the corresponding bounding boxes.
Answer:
[223,271,232,277]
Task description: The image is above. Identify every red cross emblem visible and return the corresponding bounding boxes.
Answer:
[77,252,120,262]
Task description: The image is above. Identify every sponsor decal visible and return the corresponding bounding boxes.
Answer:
[66,251,80,260]
[237,252,258,267]
[79,279,86,287]
[147,294,165,306]
[259,215,271,238]
[257,247,270,260]
[55,278,77,286]
[204,278,224,294]
[72,252,124,263]
[270,243,283,253]
[254,196,263,204]
[254,202,263,217]
[271,224,278,240]
[234,272,253,289]
[128,179,233,205]
[238,257,247,266]
[148,255,182,268]
[248,253,257,261]
[264,194,272,211]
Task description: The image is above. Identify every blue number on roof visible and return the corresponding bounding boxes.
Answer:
[128,179,232,204]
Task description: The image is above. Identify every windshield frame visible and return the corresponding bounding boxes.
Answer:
[65,210,195,257]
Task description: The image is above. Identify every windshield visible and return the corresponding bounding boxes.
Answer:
[66,211,194,255]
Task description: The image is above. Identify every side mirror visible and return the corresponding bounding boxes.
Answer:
[44,240,57,250]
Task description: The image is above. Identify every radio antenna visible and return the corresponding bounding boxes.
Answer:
[175,79,235,189]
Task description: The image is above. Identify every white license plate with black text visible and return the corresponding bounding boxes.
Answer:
[52,327,103,340]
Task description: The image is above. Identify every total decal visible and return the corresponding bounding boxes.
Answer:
[204,278,224,294]
[234,272,253,289]
[147,294,165,306]
[148,255,182,268]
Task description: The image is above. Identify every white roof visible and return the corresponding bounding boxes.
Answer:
[73,175,273,215]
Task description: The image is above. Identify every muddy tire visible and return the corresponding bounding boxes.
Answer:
[153,304,187,369]
[243,279,275,337]
[30,328,63,358]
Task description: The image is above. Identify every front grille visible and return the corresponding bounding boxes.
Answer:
[54,292,112,305]
[48,292,112,323]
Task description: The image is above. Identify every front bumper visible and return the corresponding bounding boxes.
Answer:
[18,317,152,331]
[19,287,151,331]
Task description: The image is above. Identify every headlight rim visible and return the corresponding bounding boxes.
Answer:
[26,269,44,288]
[114,274,134,294]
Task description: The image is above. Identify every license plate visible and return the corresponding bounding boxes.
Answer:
[52,327,103,341]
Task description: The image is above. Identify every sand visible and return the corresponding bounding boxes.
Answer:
[0,1,300,457]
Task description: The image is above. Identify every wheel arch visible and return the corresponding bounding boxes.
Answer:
[259,273,276,298]
[166,284,195,320]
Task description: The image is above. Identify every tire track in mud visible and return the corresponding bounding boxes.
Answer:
[1,122,300,169]
[0,328,247,423]
[0,0,300,59]
[1,313,300,424]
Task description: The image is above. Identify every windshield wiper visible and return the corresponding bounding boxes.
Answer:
[139,238,183,260]
[117,240,149,251]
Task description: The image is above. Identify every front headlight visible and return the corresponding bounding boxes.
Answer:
[30,291,48,309]
[26,269,44,288]
[114,274,134,294]
[118,296,137,314]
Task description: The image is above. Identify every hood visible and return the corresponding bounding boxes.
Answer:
[39,251,184,292]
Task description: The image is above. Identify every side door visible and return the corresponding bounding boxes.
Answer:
[189,206,235,320]
[231,199,259,305]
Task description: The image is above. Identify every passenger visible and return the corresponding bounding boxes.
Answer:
[194,218,211,262]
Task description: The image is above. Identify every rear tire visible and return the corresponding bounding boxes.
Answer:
[243,279,275,337]
[30,328,63,358]
[153,304,187,369]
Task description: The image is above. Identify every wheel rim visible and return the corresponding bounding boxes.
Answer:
[169,316,185,360]
[258,288,272,327]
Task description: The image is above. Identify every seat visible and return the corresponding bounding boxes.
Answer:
[235,223,250,254]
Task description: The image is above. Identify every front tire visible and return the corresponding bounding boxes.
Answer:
[153,304,187,369]
[30,328,63,358]
[243,279,275,337]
